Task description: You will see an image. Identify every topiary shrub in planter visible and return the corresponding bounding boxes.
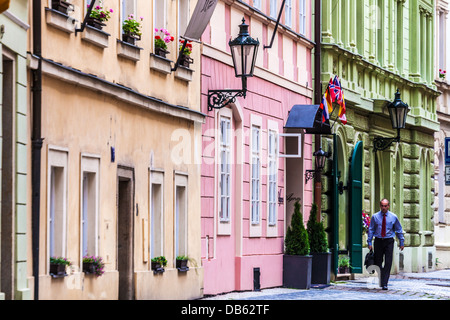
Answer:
[283,201,312,289]
[307,203,331,285]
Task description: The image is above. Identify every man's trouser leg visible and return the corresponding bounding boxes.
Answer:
[374,238,394,287]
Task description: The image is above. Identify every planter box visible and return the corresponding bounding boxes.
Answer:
[50,263,67,278]
[283,255,312,289]
[52,0,72,15]
[151,262,165,274]
[86,17,106,30]
[83,262,96,275]
[311,252,331,285]
[176,259,189,272]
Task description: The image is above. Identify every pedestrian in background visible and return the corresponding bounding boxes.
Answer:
[367,199,405,290]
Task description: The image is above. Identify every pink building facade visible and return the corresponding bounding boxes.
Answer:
[201,0,315,296]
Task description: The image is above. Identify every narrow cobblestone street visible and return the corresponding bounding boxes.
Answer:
[201,270,450,300]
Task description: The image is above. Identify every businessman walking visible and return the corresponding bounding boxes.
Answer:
[367,199,404,290]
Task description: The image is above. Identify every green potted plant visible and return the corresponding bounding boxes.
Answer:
[151,256,167,274]
[122,14,143,45]
[179,39,193,67]
[338,255,351,274]
[83,255,105,277]
[50,256,71,278]
[86,1,113,30]
[283,201,312,289]
[307,203,331,285]
[154,28,174,58]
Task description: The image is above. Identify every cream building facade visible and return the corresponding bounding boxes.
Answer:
[434,0,450,269]
[27,0,204,299]
[0,0,31,300]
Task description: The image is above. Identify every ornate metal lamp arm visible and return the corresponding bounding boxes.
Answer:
[373,128,401,152]
[208,77,247,111]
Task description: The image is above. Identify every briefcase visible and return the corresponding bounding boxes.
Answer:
[364,250,375,273]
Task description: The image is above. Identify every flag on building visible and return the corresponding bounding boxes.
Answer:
[319,85,333,123]
[332,76,347,125]
[320,76,347,125]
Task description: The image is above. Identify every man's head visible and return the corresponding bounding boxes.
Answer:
[380,199,390,214]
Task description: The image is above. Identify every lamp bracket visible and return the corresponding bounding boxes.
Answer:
[373,135,400,152]
[208,77,248,111]
[373,129,401,152]
[305,170,318,184]
[207,89,246,111]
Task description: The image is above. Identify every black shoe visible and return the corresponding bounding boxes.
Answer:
[382,286,388,290]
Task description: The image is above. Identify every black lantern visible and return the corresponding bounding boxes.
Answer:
[208,18,260,111]
[373,89,410,152]
[305,148,330,183]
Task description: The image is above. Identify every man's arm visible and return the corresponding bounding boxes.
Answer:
[367,215,376,251]
[394,217,405,250]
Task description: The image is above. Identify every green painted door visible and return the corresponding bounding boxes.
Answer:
[330,134,339,275]
[349,141,363,273]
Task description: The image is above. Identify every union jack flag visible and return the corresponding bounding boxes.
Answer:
[330,76,343,103]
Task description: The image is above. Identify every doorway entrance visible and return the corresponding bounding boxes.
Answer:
[117,166,135,300]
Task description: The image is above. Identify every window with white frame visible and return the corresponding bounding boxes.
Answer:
[154,0,167,31]
[150,170,164,259]
[285,0,292,27]
[270,0,277,18]
[219,117,231,222]
[80,155,100,258]
[268,130,278,226]
[174,173,188,258]
[253,0,262,10]
[251,125,261,225]
[121,0,136,34]
[47,148,68,266]
[178,0,190,36]
[299,0,306,35]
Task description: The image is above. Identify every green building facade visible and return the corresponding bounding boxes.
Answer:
[0,0,30,300]
[320,0,440,274]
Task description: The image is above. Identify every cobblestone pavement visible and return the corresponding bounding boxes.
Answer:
[201,269,450,300]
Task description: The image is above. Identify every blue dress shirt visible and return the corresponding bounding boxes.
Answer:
[367,210,404,247]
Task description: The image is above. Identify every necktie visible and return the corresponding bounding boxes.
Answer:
[381,214,386,238]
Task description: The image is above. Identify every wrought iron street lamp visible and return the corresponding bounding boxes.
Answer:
[373,89,410,152]
[208,18,259,111]
[305,148,330,183]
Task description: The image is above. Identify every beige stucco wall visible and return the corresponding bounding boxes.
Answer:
[27,0,204,300]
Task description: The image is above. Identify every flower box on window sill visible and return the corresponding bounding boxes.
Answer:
[45,7,77,34]
[117,39,142,62]
[122,33,141,46]
[176,259,189,272]
[150,53,172,75]
[50,263,68,278]
[51,0,73,15]
[151,262,165,275]
[86,17,106,30]
[82,25,110,48]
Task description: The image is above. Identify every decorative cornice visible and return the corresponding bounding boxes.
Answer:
[33,56,205,124]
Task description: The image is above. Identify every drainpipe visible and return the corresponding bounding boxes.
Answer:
[31,0,43,300]
[314,0,322,221]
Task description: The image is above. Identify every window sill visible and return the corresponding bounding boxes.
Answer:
[117,39,143,62]
[45,7,77,34]
[150,53,172,75]
[174,65,194,82]
[81,25,110,48]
